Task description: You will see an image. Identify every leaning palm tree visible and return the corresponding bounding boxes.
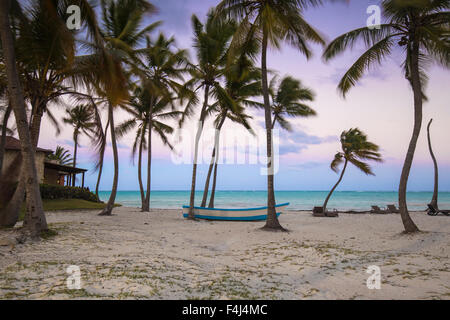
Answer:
[427,118,439,209]
[0,0,47,234]
[63,105,95,170]
[270,76,316,131]
[323,128,383,212]
[46,146,74,166]
[323,0,449,233]
[185,9,237,219]
[73,0,159,216]
[216,0,328,230]
[117,87,181,211]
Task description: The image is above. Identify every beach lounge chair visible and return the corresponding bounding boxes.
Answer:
[426,204,450,216]
[371,205,388,214]
[387,204,399,214]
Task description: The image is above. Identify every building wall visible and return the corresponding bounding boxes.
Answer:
[44,168,60,185]
[1,150,46,183]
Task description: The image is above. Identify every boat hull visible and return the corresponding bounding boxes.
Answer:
[182,203,289,221]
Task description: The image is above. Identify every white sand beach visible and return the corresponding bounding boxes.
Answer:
[0,208,449,300]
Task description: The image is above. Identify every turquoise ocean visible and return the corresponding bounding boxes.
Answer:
[98,191,450,211]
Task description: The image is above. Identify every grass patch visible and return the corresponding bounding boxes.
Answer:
[16,199,121,221]
[42,199,121,211]
[40,228,58,240]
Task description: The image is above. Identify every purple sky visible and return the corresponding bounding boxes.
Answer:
[34,0,450,191]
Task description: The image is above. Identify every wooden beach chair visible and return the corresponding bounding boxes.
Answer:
[387,204,399,214]
[426,204,450,216]
[371,205,388,214]
[312,206,339,218]
[312,206,325,217]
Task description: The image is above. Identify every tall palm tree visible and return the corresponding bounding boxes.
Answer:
[216,0,328,230]
[323,0,449,232]
[117,87,181,211]
[131,33,188,211]
[74,0,159,216]
[269,76,316,130]
[0,0,47,234]
[323,128,383,212]
[427,119,439,209]
[201,55,262,208]
[46,146,74,166]
[63,105,95,168]
[185,9,237,218]
[1,0,103,227]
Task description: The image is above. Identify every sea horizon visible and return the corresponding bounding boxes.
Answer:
[97,190,450,211]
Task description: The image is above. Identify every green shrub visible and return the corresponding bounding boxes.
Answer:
[40,184,101,202]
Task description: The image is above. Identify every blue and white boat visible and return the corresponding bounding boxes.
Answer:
[182,203,290,221]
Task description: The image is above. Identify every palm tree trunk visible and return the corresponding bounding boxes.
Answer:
[0,103,12,172]
[72,133,78,187]
[99,102,118,216]
[201,147,215,207]
[143,115,152,212]
[207,117,226,209]
[323,160,348,213]
[0,96,44,228]
[398,39,421,233]
[73,134,78,167]
[137,135,145,210]
[427,119,438,209]
[95,118,109,198]
[0,165,24,227]
[208,163,218,208]
[261,31,284,231]
[188,85,210,219]
[0,0,47,236]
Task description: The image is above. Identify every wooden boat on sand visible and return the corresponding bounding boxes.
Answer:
[182,203,290,221]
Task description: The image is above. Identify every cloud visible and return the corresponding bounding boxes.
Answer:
[277,130,337,156]
[322,66,389,86]
[287,162,326,171]
[287,131,337,145]
[279,144,308,155]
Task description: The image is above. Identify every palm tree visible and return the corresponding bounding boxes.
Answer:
[0,0,47,234]
[270,76,316,130]
[201,55,262,208]
[46,146,74,166]
[427,119,439,209]
[117,87,181,211]
[74,0,160,216]
[63,105,95,169]
[323,0,449,233]
[185,9,237,218]
[95,117,109,198]
[216,0,328,230]
[130,33,188,211]
[323,128,383,212]
[1,0,103,228]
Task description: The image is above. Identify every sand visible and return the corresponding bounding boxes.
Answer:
[0,207,449,300]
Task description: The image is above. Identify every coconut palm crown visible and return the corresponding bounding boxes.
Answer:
[323,128,383,212]
[269,76,316,131]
